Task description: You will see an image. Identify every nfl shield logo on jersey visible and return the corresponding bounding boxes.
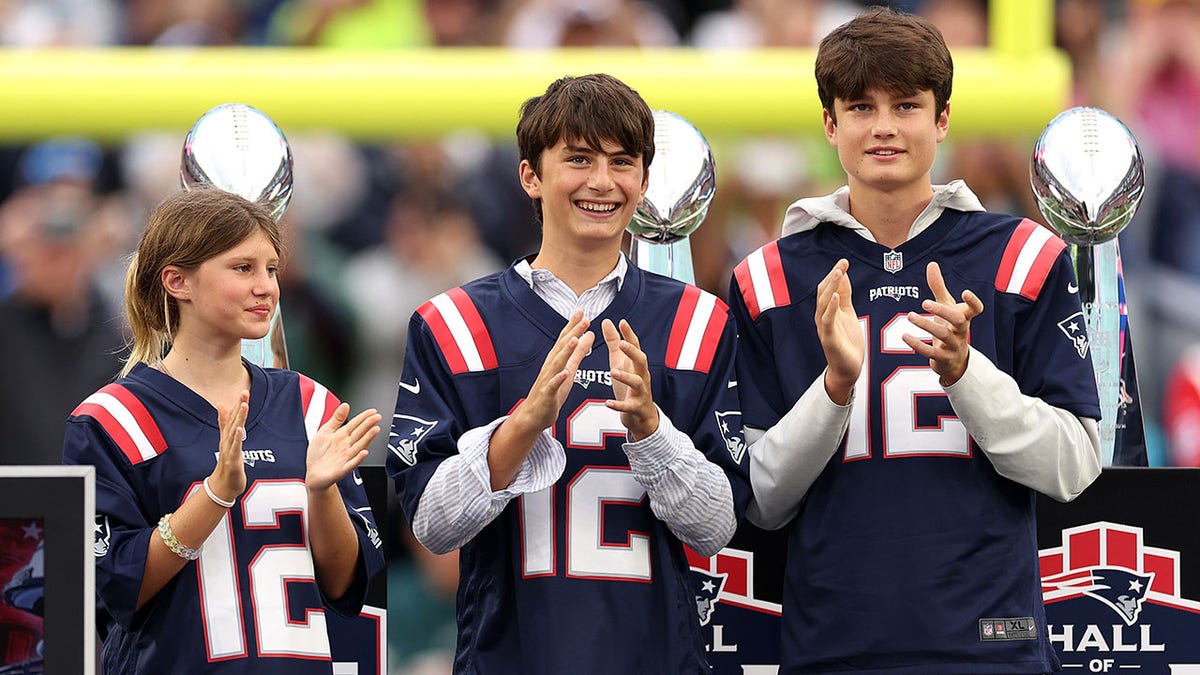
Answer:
[389,414,438,466]
[883,250,903,274]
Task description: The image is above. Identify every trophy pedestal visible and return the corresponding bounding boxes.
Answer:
[630,238,695,285]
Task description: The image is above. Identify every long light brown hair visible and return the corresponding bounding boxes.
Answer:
[120,188,284,376]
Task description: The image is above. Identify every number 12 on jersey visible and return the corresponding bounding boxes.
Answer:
[518,400,654,582]
[844,315,970,461]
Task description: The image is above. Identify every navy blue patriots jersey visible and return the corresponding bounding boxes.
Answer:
[730,211,1101,674]
[63,362,384,675]
[388,263,751,675]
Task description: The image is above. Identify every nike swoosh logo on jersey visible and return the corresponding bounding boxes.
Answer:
[1067,282,1079,294]
[399,378,421,394]
[727,380,737,389]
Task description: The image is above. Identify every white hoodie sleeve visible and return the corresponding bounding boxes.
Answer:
[744,371,853,530]
[945,346,1101,502]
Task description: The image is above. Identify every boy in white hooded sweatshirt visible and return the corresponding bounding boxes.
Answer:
[727,6,1102,674]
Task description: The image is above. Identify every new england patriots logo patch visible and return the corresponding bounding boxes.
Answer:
[354,506,383,550]
[94,514,110,558]
[389,414,438,466]
[1058,312,1090,358]
[714,410,746,465]
[689,567,728,627]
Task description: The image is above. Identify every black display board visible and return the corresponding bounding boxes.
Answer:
[687,468,1200,673]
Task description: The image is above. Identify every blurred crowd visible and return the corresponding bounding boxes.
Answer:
[2,0,1200,672]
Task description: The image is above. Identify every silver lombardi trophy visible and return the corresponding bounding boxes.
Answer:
[1030,106,1145,465]
[628,110,716,284]
[181,103,294,368]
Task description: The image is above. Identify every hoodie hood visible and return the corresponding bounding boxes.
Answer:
[780,179,988,242]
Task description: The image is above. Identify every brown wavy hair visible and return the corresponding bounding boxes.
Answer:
[516,73,655,224]
[815,6,954,124]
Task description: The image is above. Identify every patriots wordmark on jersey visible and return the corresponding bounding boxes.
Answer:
[731,212,1101,674]
[389,264,751,675]
[64,363,384,675]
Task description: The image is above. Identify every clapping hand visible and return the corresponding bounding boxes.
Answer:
[602,318,658,441]
[518,310,595,432]
[306,404,382,492]
[903,262,984,387]
[815,259,864,405]
[210,391,250,504]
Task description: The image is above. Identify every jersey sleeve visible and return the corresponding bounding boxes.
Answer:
[727,267,790,432]
[385,309,472,527]
[296,374,386,616]
[1009,249,1103,419]
[324,466,384,617]
[62,414,154,629]
[673,305,752,520]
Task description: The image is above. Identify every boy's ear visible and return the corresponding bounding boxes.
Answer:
[518,159,541,199]
[936,102,951,142]
[823,109,838,145]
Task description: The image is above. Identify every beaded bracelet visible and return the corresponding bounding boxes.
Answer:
[203,477,236,509]
[157,513,200,561]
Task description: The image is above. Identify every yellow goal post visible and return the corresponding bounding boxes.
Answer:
[0,0,1065,142]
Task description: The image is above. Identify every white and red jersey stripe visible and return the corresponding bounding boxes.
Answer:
[299,374,340,442]
[665,285,728,374]
[417,287,499,375]
[733,241,791,320]
[72,384,168,465]
[994,219,1066,301]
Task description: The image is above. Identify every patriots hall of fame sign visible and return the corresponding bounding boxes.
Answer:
[684,468,1200,673]
[1037,469,1200,673]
